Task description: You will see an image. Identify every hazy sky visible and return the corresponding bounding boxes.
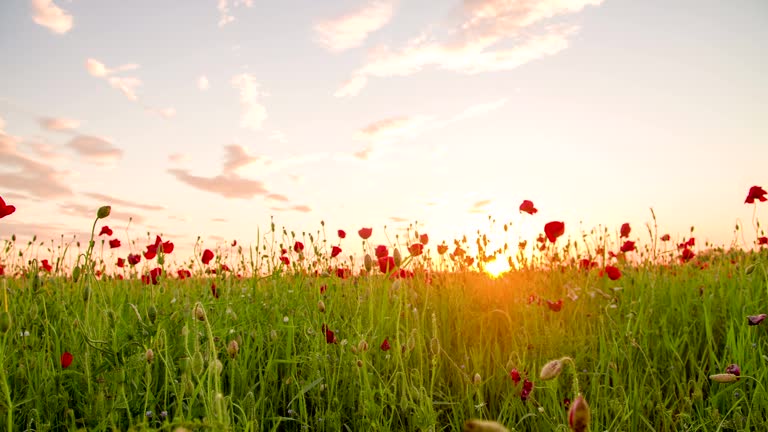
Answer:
[1,0,767,263]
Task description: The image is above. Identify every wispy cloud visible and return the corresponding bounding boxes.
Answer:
[168,153,190,164]
[469,199,492,214]
[314,1,395,52]
[198,75,210,91]
[86,58,142,101]
[453,98,508,121]
[336,0,603,96]
[25,140,68,162]
[59,202,145,224]
[0,133,74,198]
[146,107,176,118]
[0,116,5,134]
[217,0,254,27]
[358,115,434,142]
[270,204,312,213]
[31,0,73,34]
[39,117,80,132]
[266,193,289,202]
[168,169,269,199]
[66,135,123,165]
[222,144,260,175]
[231,73,267,131]
[83,192,166,211]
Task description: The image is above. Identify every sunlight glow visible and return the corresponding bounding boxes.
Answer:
[483,257,510,278]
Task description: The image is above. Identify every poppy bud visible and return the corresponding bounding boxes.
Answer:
[96,205,111,219]
[356,359,363,368]
[568,393,590,432]
[270,329,278,341]
[82,283,91,302]
[709,373,739,383]
[228,340,239,358]
[0,311,11,334]
[318,300,326,313]
[393,248,402,266]
[725,364,741,376]
[192,351,204,376]
[72,265,81,282]
[473,373,482,384]
[463,419,510,432]
[148,305,157,324]
[213,358,223,374]
[364,254,373,272]
[194,303,206,321]
[540,357,567,381]
[146,349,154,364]
[358,340,369,352]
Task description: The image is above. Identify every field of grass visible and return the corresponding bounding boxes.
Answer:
[1,204,768,431]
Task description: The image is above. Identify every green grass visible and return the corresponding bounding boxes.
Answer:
[1,248,767,431]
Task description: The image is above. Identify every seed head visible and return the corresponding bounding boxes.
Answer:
[463,419,510,432]
[97,206,111,219]
[710,373,739,383]
[318,300,326,313]
[146,348,154,364]
[540,357,567,381]
[227,340,239,358]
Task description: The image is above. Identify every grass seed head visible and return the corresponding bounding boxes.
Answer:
[473,373,482,384]
[228,339,239,358]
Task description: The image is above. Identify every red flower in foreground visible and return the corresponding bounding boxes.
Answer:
[358,227,372,240]
[127,253,141,266]
[331,246,342,258]
[0,264,4,276]
[660,234,671,242]
[145,267,162,285]
[378,256,395,273]
[109,239,121,249]
[419,233,429,245]
[408,243,424,256]
[211,283,219,299]
[116,258,125,268]
[579,259,596,270]
[202,249,214,265]
[605,265,621,280]
[380,337,391,351]
[320,284,327,295]
[680,248,695,263]
[41,259,53,273]
[437,244,448,255]
[0,196,16,219]
[337,229,346,239]
[758,237,768,246]
[375,245,388,258]
[509,368,521,385]
[520,378,534,401]
[60,351,73,369]
[725,363,741,376]
[747,314,766,325]
[620,223,631,238]
[620,241,635,253]
[745,186,767,204]
[544,221,565,243]
[519,200,538,215]
[336,267,350,279]
[321,324,337,344]
[293,241,304,253]
[279,255,290,266]
[546,299,563,312]
[177,269,191,279]
[99,226,113,236]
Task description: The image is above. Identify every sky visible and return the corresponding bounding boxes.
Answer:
[1,0,767,266]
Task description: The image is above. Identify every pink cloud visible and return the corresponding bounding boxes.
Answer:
[231,74,267,131]
[168,169,268,199]
[86,58,142,101]
[0,133,74,198]
[217,0,253,27]
[67,135,123,165]
[223,144,260,175]
[336,0,603,96]
[315,1,395,52]
[198,75,210,91]
[59,202,145,224]
[168,153,190,164]
[39,117,80,132]
[31,0,73,34]
[83,192,166,211]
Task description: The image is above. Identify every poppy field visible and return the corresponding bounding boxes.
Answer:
[0,188,767,432]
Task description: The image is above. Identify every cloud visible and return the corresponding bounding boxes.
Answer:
[266,193,289,202]
[86,58,142,101]
[389,216,409,222]
[336,0,603,96]
[39,117,80,132]
[147,107,176,118]
[168,153,190,164]
[59,202,145,224]
[0,133,74,198]
[469,199,492,213]
[358,115,434,142]
[31,0,73,34]
[222,144,260,175]
[0,116,6,134]
[270,204,312,213]
[198,75,210,91]
[1,221,90,243]
[66,135,123,165]
[168,169,268,199]
[83,192,166,211]
[25,140,68,162]
[217,0,254,27]
[453,98,508,121]
[231,73,267,131]
[314,1,394,52]
[268,130,287,143]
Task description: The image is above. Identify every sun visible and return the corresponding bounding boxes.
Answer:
[483,257,510,278]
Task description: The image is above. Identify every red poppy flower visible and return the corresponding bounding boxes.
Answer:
[620,223,631,238]
[579,259,596,270]
[725,363,741,377]
[620,241,635,253]
[0,264,4,276]
[546,299,563,312]
[109,239,121,249]
[378,256,395,273]
[520,378,534,401]
[280,255,290,266]
[116,258,125,268]
[202,249,214,265]
[99,226,113,236]
[41,259,53,272]
[60,351,73,369]
[375,245,388,258]
[144,246,157,260]
[358,228,372,240]
[605,265,621,280]
[294,241,304,253]
[758,237,768,246]
[519,200,538,215]
[509,368,521,385]
[336,267,350,279]
[320,284,327,295]
[331,246,342,258]
[544,221,565,243]
[419,233,429,245]
[211,282,219,299]
[563,397,571,409]
[127,253,141,266]
[747,314,766,325]
[745,186,767,204]
[437,244,448,255]
[0,196,16,219]
[338,229,346,239]
[660,234,670,242]
[380,337,391,351]
[408,243,424,256]
[680,248,695,263]
[321,324,337,344]
[148,267,161,285]
[177,269,191,279]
